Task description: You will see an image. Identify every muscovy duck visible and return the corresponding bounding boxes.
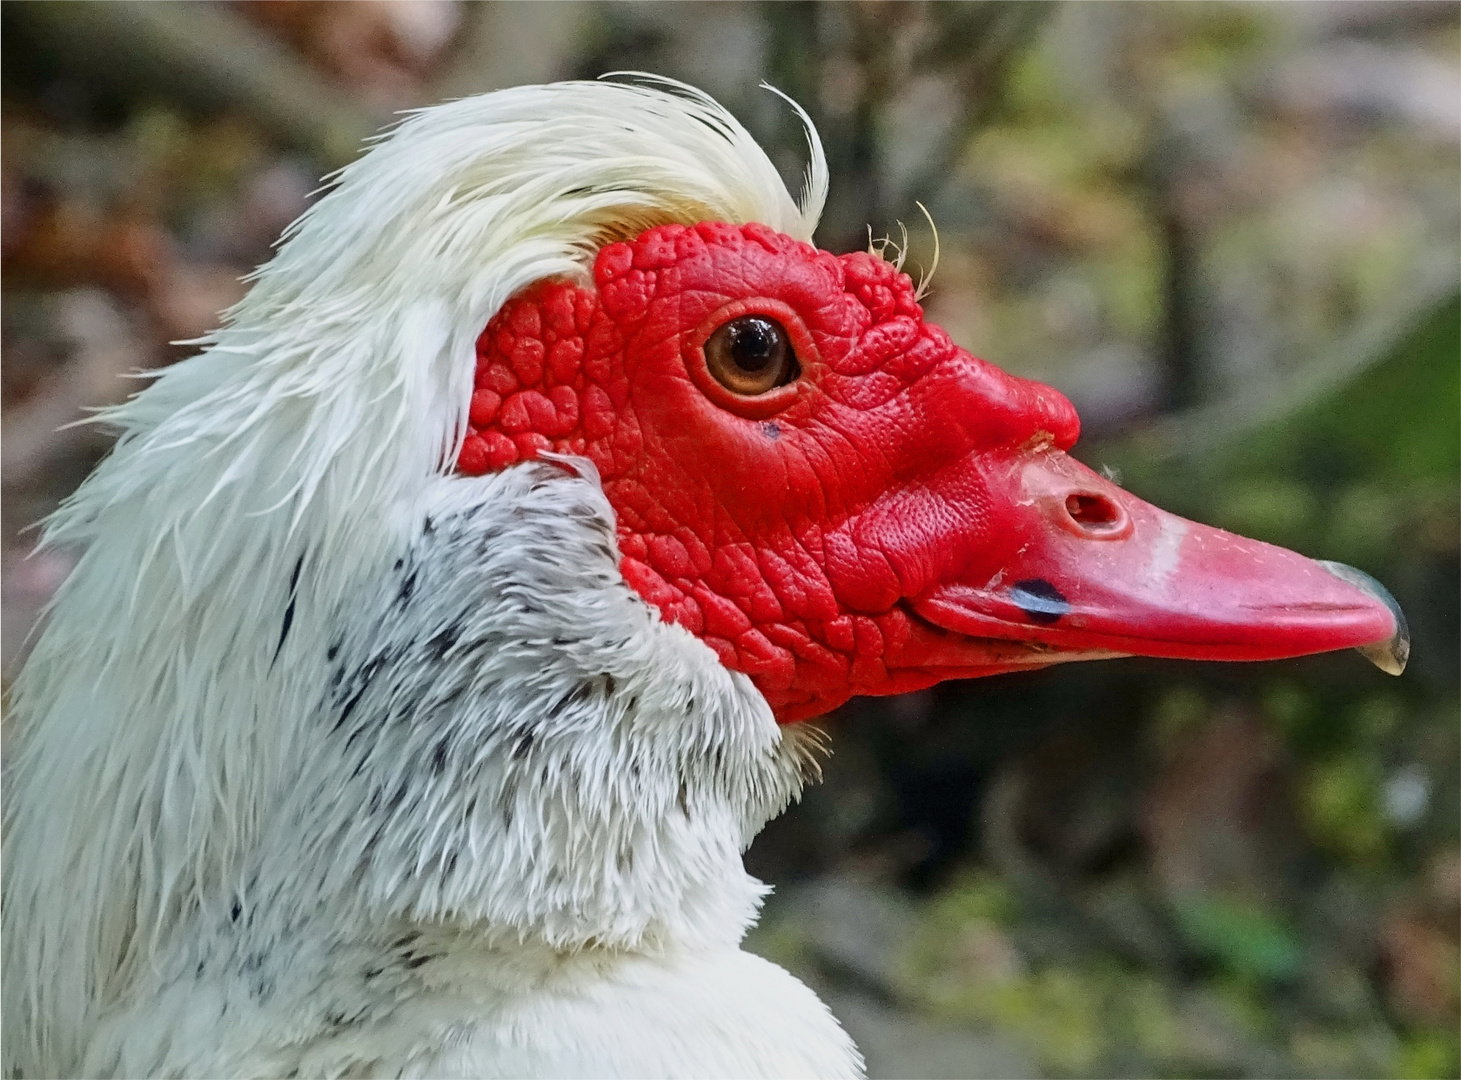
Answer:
[2,78,1406,1079]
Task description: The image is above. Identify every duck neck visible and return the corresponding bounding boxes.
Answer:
[256,463,820,959]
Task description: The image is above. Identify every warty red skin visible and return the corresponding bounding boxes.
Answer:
[457,221,1082,720]
[458,220,1400,721]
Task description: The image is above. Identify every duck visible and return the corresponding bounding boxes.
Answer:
[1,77,1407,1079]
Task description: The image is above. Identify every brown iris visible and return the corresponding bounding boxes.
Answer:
[703,316,799,396]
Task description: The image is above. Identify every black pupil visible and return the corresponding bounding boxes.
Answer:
[730,318,779,372]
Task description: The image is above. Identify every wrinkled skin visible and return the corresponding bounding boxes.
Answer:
[459,221,1402,722]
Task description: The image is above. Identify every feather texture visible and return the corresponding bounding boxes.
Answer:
[3,79,844,1078]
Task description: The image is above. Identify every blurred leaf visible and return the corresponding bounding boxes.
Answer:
[914,964,1108,1077]
[1105,290,1461,525]
[1171,894,1306,984]
[1303,756,1390,865]
[1394,1030,1461,1080]
[1209,477,1320,551]
[1352,694,1406,747]
[1149,683,1210,755]
[1221,293,1461,487]
[1260,680,1319,743]
[1121,975,1187,1064]
[920,869,1020,930]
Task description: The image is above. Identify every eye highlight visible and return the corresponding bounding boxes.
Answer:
[703,316,800,396]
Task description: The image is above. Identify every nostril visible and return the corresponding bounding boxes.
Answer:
[1065,492,1124,534]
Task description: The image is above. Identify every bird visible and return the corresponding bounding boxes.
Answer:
[2,77,1407,1079]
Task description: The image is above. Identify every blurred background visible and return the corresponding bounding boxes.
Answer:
[2,2,1457,1076]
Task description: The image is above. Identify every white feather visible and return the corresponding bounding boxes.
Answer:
[4,79,855,1078]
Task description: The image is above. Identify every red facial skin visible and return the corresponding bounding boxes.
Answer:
[458,221,1402,722]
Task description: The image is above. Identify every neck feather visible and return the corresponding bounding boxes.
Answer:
[260,461,820,953]
[5,460,822,1075]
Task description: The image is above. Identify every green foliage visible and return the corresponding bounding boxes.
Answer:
[1394,1030,1461,1080]
[1259,680,1320,743]
[1224,294,1461,489]
[1209,478,1320,555]
[1170,895,1306,986]
[1150,683,1211,754]
[1106,292,1461,552]
[1303,756,1390,866]
[917,869,1019,930]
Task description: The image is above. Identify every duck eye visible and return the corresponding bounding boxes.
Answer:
[703,316,799,396]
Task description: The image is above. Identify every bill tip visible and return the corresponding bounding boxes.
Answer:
[1356,636,1408,676]
[1316,560,1409,676]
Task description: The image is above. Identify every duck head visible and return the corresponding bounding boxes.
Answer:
[458,220,1407,721]
[3,78,1412,1080]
